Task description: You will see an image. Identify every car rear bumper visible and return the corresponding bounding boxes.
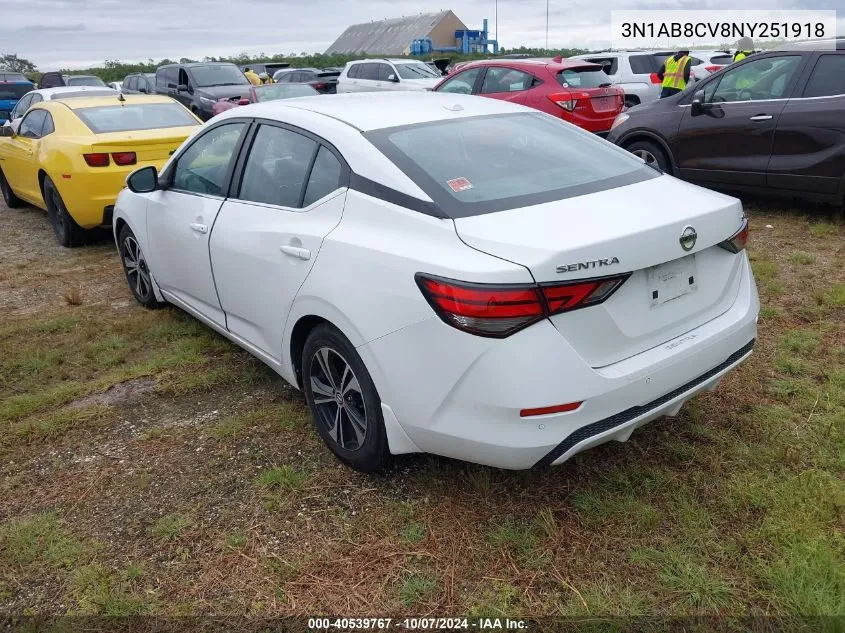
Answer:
[360,254,759,469]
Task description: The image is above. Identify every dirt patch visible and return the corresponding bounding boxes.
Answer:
[68,378,158,410]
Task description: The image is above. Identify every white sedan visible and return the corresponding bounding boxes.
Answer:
[113,92,759,472]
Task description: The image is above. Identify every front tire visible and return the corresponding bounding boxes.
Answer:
[302,324,390,472]
[43,176,87,247]
[0,166,24,208]
[626,139,670,173]
[118,225,164,308]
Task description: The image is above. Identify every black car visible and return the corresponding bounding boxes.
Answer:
[155,62,251,120]
[38,72,107,88]
[608,39,845,205]
[122,73,156,94]
[273,68,340,94]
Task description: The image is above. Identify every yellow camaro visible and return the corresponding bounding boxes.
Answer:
[0,94,201,246]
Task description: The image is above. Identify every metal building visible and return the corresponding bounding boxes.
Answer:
[325,10,468,56]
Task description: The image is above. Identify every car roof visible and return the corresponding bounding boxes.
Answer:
[161,62,236,68]
[219,91,532,132]
[349,58,426,64]
[30,86,116,99]
[773,38,845,51]
[460,57,599,70]
[45,94,176,109]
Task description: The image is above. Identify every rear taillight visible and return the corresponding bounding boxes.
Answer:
[719,217,749,253]
[111,152,136,166]
[548,91,589,112]
[313,82,327,90]
[704,65,723,73]
[416,273,630,338]
[649,73,661,84]
[83,153,110,167]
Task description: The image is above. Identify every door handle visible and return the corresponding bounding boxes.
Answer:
[189,222,208,234]
[280,245,311,260]
[749,114,772,121]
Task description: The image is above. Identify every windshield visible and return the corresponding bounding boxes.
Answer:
[190,65,250,87]
[254,84,318,101]
[0,84,33,100]
[67,76,106,87]
[365,112,655,218]
[557,67,611,88]
[395,63,441,80]
[74,103,199,133]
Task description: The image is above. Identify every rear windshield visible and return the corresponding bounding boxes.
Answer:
[74,103,199,133]
[365,112,656,218]
[0,73,29,82]
[557,67,611,88]
[395,63,441,79]
[253,84,317,101]
[708,54,733,65]
[67,76,106,87]
[0,84,33,100]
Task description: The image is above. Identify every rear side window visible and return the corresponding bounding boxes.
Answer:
[124,76,136,91]
[480,67,535,94]
[558,67,610,88]
[41,112,55,136]
[346,64,360,79]
[238,124,317,208]
[303,147,343,206]
[365,112,655,218]
[359,63,381,81]
[803,54,845,98]
[74,103,199,133]
[629,54,662,74]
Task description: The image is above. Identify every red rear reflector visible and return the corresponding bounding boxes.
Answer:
[237,98,250,105]
[313,82,327,90]
[111,152,136,166]
[705,65,723,73]
[649,73,661,84]
[83,153,109,167]
[520,402,583,417]
[416,272,630,338]
[719,217,749,253]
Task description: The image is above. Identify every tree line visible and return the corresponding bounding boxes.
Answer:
[2,47,590,83]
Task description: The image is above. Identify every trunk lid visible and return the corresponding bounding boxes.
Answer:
[88,126,196,163]
[453,175,747,367]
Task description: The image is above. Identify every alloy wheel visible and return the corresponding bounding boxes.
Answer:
[633,149,658,167]
[309,347,368,451]
[122,235,152,300]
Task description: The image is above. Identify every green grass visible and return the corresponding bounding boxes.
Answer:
[401,522,426,544]
[225,532,248,550]
[5,405,112,447]
[0,513,86,570]
[399,573,436,607]
[254,466,305,491]
[750,258,778,282]
[151,515,192,541]
[808,222,839,239]
[817,284,845,308]
[790,251,817,265]
[70,563,157,615]
[781,330,820,356]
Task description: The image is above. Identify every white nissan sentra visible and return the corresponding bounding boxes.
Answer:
[113,91,759,472]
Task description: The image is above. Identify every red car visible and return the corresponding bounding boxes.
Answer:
[211,83,318,117]
[434,58,624,135]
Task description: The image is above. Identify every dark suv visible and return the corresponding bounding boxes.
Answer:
[122,73,156,94]
[608,39,845,204]
[155,62,250,120]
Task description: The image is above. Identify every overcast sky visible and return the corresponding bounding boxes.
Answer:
[3,0,844,69]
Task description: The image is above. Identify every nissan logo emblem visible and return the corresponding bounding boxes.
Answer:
[680,226,697,252]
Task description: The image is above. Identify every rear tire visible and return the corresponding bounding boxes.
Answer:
[626,139,670,173]
[43,176,87,247]
[0,166,24,208]
[118,225,164,309]
[302,324,390,473]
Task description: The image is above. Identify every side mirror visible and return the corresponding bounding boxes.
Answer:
[177,83,189,92]
[126,165,158,193]
[690,89,706,116]
[388,74,399,82]
[0,125,14,138]
[139,87,147,94]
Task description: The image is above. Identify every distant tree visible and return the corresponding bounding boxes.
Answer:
[0,53,38,74]
[179,57,197,64]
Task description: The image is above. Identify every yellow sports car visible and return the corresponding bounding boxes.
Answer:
[0,94,201,246]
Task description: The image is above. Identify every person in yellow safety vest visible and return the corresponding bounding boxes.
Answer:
[733,37,755,63]
[258,72,273,84]
[244,68,261,85]
[657,50,691,98]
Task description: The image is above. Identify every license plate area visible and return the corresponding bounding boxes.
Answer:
[592,96,616,112]
[648,255,697,307]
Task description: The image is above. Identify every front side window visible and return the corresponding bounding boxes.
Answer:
[365,112,655,218]
[803,54,845,98]
[437,67,481,94]
[377,64,394,81]
[710,55,801,102]
[172,122,245,196]
[11,93,32,118]
[586,57,619,75]
[18,109,47,138]
[238,124,317,208]
[480,67,535,94]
